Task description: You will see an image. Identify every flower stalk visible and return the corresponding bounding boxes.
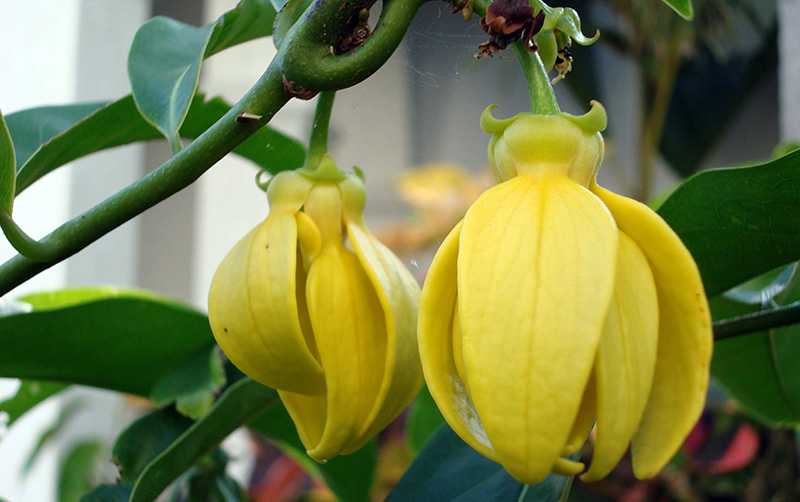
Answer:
[304,92,337,171]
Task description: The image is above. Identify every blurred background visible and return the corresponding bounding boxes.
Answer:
[0,0,791,500]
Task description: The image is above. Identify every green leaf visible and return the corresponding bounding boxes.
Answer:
[388,425,572,502]
[167,451,249,502]
[80,484,133,502]
[113,408,194,483]
[58,441,104,502]
[0,380,67,426]
[249,402,377,502]
[151,347,226,419]
[6,94,304,195]
[130,378,278,502]
[711,264,800,425]
[128,17,214,152]
[270,0,290,11]
[659,0,693,20]
[206,0,277,57]
[406,385,445,454]
[0,287,215,397]
[127,0,277,153]
[0,107,15,214]
[657,150,800,297]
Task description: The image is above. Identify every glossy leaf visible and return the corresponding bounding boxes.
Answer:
[6,95,303,195]
[114,408,194,484]
[128,0,277,152]
[270,0,291,11]
[167,450,249,502]
[0,108,15,214]
[206,0,277,57]
[80,484,133,502]
[711,265,800,425]
[406,385,445,454]
[128,17,213,152]
[58,441,104,502]
[657,150,800,297]
[130,378,278,502]
[659,0,693,20]
[250,402,377,502]
[151,347,226,419]
[0,380,67,426]
[388,425,572,502]
[0,287,215,397]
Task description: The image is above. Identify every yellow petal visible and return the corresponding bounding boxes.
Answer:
[344,221,423,453]
[208,213,324,395]
[563,373,596,456]
[591,183,712,479]
[458,175,617,484]
[418,221,498,462]
[582,231,659,482]
[288,244,388,461]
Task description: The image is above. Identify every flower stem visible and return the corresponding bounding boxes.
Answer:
[305,92,336,170]
[511,42,560,115]
[714,301,800,341]
[0,210,58,262]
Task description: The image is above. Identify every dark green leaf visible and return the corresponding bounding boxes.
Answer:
[113,408,194,483]
[250,402,377,502]
[0,287,215,397]
[128,17,213,152]
[6,94,304,195]
[151,347,226,419]
[0,380,67,426]
[168,451,249,502]
[406,385,445,454]
[80,484,133,502]
[206,0,277,57]
[58,441,104,502]
[130,378,278,502]
[711,264,800,425]
[659,0,693,19]
[657,150,800,297]
[0,108,15,214]
[660,28,776,176]
[388,425,571,502]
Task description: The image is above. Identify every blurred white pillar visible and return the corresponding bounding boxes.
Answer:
[0,1,148,501]
[779,0,800,141]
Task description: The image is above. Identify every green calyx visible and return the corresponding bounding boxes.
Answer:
[531,0,599,46]
[482,101,607,185]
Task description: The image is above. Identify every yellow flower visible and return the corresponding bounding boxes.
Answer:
[208,156,423,461]
[418,102,712,484]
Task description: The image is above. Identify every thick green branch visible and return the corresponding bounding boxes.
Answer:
[714,301,800,341]
[280,0,427,92]
[0,64,289,295]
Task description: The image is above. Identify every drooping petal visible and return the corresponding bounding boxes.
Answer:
[418,221,498,462]
[591,183,712,479]
[345,221,423,453]
[458,175,618,484]
[582,231,659,482]
[208,213,325,395]
[563,373,596,456]
[284,244,388,461]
